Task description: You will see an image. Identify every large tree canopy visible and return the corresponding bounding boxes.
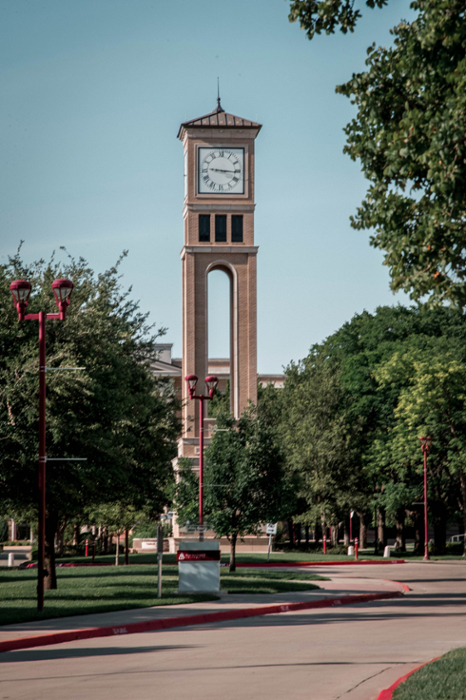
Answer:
[0,248,180,586]
[280,304,466,552]
[290,0,466,306]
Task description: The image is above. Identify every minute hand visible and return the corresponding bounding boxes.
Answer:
[210,168,237,174]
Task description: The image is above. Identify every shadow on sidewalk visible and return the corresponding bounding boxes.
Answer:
[0,643,196,663]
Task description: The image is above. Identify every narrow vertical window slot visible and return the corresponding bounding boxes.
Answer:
[232,215,243,242]
[215,215,227,242]
[199,214,210,242]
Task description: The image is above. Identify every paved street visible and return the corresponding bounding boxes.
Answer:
[1,562,465,700]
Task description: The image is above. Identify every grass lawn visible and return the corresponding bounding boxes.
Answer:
[50,548,464,567]
[0,566,325,627]
[46,550,399,567]
[393,647,466,700]
[221,569,324,595]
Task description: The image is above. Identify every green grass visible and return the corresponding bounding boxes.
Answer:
[393,647,466,699]
[47,550,400,567]
[0,566,325,627]
[220,569,324,595]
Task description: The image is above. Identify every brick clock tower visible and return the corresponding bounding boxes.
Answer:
[177,99,262,461]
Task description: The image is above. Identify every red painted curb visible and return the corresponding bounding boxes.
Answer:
[23,559,406,569]
[0,590,404,655]
[234,560,406,568]
[376,656,440,699]
[381,579,411,593]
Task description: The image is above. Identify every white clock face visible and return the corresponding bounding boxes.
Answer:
[198,147,244,195]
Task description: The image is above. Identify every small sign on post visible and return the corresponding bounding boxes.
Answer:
[266,523,277,561]
[157,523,164,598]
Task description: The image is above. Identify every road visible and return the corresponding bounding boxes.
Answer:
[1,562,465,700]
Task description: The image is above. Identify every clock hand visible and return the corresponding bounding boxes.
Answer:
[209,167,236,174]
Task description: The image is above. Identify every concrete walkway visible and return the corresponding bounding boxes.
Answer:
[1,562,465,700]
[0,571,404,644]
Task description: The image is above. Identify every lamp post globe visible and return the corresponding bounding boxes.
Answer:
[51,279,74,319]
[10,280,32,320]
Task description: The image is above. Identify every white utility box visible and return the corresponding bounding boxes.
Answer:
[177,540,220,593]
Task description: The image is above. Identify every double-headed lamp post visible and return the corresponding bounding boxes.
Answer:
[10,278,73,611]
[185,374,218,542]
[419,436,432,561]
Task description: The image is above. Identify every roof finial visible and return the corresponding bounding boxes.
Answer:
[216,77,224,112]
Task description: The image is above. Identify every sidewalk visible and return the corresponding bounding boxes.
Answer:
[0,572,406,652]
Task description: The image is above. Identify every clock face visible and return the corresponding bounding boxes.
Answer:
[198,147,244,195]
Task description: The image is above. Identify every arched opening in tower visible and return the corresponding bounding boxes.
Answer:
[208,268,232,415]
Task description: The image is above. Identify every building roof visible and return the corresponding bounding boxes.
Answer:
[178,99,262,138]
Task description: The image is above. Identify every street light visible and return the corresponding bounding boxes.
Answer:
[419,436,432,561]
[185,374,218,541]
[10,277,74,611]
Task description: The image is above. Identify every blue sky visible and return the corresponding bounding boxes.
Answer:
[0,0,415,372]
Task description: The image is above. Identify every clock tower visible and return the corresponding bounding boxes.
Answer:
[177,99,261,454]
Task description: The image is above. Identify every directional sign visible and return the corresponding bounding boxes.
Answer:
[266,523,277,535]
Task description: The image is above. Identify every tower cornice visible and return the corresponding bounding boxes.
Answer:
[178,103,262,140]
[180,245,259,260]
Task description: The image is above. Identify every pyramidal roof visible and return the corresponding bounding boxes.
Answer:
[178,99,261,138]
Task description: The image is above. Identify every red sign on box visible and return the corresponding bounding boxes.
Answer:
[177,550,221,562]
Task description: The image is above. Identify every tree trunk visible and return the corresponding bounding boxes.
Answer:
[124,529,129,565]
[44,511,58,590]
[305,525,310,545]
[287,519,294,547]
[459,471,466,557]
[320,513,326,550]
[358,512,367,549]
[115,533,120,566]
[343,520,349,546]
[295,523,302,544]
[56,519,67,557]
[408,507,424,554]
[331,525,338,547]
[432,500,447,555]
[395,508,406,552]
[376,508,386,554]
[229,532,237,572]
[102,526,108,554]
[314,518,322,547]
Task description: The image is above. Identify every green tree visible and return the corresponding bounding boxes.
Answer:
[89,503,145,565]
[282,352,366,544]
[290,0,466,306]
[337,1,466,305]
[288,0,387,40]
[175,407,295,571]
[374,339,466,553]
[282,305,466,549]
[0,248,180,588]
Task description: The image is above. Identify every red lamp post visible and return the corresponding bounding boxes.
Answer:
[185,374,218,542]
[10,278,73,611]
[419,436,432,561]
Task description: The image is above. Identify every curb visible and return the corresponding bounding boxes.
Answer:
[0,590,404,655]
[381,579,411,593]
[22,559,406,569]
[234,560,406,568]
[376,656,440,699]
